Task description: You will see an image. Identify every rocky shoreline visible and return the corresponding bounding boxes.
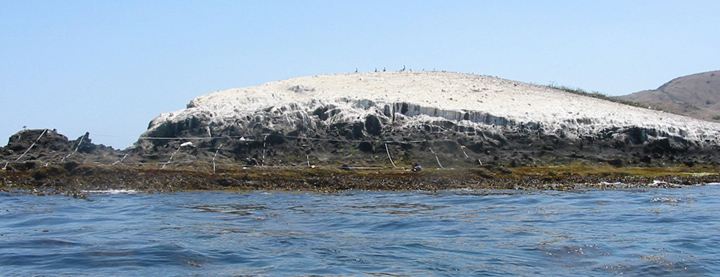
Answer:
[2,129,718,195]
[4,72,720,194]
[3,160,719,196]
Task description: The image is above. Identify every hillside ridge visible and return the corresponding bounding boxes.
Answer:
[616,70,720,121]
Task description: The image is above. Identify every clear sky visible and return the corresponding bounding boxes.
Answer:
[2,1,719,149]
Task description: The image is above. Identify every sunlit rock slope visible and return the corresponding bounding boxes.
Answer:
[616,70,720,122]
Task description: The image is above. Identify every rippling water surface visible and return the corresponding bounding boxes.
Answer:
[2,185,720,276]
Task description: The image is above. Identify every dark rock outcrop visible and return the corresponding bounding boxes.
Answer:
[1,129,124,171]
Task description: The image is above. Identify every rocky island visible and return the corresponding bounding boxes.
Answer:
[2,71,720,194]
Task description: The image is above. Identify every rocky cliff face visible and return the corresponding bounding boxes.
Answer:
[133,71,720,167]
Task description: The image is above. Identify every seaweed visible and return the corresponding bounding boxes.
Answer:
[2,162,718,195]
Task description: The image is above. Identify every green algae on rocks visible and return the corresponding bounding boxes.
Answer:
[2,162,719,195]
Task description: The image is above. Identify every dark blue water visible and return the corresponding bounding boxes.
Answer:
[2,185,720,276]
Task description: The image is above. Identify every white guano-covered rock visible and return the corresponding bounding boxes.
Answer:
[143,71,720,146]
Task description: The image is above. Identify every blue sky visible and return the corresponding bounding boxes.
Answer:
[2,1,719,149]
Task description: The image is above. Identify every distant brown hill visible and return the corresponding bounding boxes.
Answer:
[616,70,720,121]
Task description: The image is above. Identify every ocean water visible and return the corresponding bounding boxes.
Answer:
[2,185,720,276]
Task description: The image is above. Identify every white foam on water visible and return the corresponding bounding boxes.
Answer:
[82,189,138,194]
